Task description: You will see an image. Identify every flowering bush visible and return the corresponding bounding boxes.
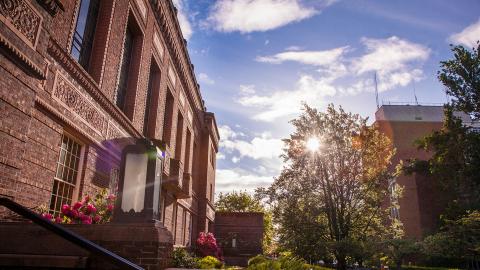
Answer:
[40,189,115,224]
[196,232,223,260]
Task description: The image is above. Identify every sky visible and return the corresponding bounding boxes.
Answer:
[171,0,480,195]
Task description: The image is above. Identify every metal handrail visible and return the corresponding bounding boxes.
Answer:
[0,197,144,270]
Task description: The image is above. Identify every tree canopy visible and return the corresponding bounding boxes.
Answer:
[263,104,397,269]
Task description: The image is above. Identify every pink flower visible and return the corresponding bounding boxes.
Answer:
[107,204,114,212]
[70,209,79,218]
[93,215,101,223]
[42,213,53,220]
[73,201,83,210]
[85,203,96,214]
[81,215,92,224]
[83,195,90,203]
[55,216,63,223]
[107,194,116,201]
[61,204,71,215]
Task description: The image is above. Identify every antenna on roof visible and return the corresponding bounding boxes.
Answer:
[413,81,418,105]
[374,72,379,109]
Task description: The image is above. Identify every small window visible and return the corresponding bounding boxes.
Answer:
[71,0,100,70]
[49,134,83,216]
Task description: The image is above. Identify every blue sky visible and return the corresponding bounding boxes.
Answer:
[172,0,480,194]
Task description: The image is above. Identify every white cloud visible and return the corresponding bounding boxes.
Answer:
[256,46,349,66]
[172,0,193,40]
[449,18,480,48]
[198,73,215,85]
[215,168,274,194]
[238,75,337,121]
[351,36,430,92]
[222,132,283,160]
[206,0,318,33]
[352,36,430,75]
[240,85,256,95]
[242,36,431,121]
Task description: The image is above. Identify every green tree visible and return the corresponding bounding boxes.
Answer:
[215,190,275,254]
[438,42,480,119]
[403,43,480,219]
[265,104,396,270]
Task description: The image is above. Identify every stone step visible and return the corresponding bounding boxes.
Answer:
[0,254,88,269]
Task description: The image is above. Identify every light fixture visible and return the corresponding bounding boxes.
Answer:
[114,139,164,223]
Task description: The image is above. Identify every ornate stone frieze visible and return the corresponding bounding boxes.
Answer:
[47,38,142,138]
[53,72,106,135]
[0,0,42,47]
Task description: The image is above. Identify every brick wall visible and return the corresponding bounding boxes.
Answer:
[0,0,219,247]
[376,120,449,238]
[215,212,264,266]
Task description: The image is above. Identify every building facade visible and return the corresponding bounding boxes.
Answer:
[375,104,471,238]
[0,0,218,247]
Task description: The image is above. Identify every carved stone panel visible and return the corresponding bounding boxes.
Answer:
[53,73,106,136]
[0,0,42,47]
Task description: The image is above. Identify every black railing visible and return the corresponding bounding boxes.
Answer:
[0,197,144,270]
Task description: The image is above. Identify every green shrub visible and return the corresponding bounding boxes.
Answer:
[247,253,333,270]
[248,255,268,266]
[197,256,223,269]
[400,266,460,270]
[172,248,198,268]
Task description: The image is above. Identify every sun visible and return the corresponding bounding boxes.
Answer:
[306,137,321,152]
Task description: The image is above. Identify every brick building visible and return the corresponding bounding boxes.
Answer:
[375,104,472,238]
[0,0,218,248]
[214,212,264,267]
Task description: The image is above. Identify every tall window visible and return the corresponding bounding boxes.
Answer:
[71,0,100,70]
[143,61,160,136]
[184,129,192,172]
[116,27,134,112]
[175,112,184,160]
[49,134,83,216]
[163,91,174,146]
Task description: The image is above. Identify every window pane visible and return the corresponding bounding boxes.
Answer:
[115,27,134,111]
[49,134,83,216]
[71,0,100,70]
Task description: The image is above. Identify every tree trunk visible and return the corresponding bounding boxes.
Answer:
[396,260,402,270]
[337,255,347,270]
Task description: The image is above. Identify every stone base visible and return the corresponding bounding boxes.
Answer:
[0,222,174,269]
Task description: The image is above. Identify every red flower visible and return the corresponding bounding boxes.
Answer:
[73,201,82,210]
[42,213,53,221]
[93,215,101,223]
[55,216,63,223]
[61,204,71,216]
[107,204,114,212]
[85,203,97,214]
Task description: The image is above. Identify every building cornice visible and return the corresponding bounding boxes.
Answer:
[148,0,206,119]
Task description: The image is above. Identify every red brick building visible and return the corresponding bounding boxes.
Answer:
[214,212,264,266]
[0,0,218,248]
[375,105,471,238]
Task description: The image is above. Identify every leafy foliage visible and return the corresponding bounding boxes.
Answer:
[215,190,275,253]
[422,211,480,266]
[264,104,396,269]
[403,43,480,220]
[172,248,198,268]
[247,253,333,270]
[438,42,480,119]
[197,255,223,269]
